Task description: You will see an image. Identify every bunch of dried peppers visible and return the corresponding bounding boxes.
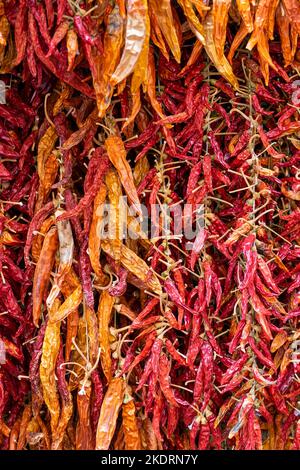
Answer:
[0,0,299,451]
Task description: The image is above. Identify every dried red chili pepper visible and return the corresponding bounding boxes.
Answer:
[158,354,178,407]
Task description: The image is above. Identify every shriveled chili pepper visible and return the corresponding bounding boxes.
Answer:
[96,377,125,450]
[165,339,186,367]
[122,385,141,450]
[158,354,178,407]
[32,226,58,327]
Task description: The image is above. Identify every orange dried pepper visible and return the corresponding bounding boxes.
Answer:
[146,46,165,120]
[37,126,58,182]
[122,5,150,129]
[76,381,93,450]
[96,5,124,118]
[140,418,158,450]
[85,303,99,365]
[133,156,150,186]
[236,0,254,33]
[49,285,83,323]
[46,209,74,309]
[228,21,249,64]
[179,40,203,75]
[177,0,205,44]
[111,0,147,84]
[16,405,32,450]
[35,151,59,212]
[148,4,169,61]
[32,225,58,327]
[149,0,181,63]
[122,385,141,450]
[113,426,125,450]
[257,29,277,85]
[31,216,55,262]
[203,11,239,89]
[96,377,125,450]
[247,0,272,50]
[49,343,73,449]
[212,0,231,60]
[101,240,162,295]
[276,3,292,66]
[88,183,108,286]
[105,169,123,268]
[267,0,279,40]
[40,299,61,436]
[0,230,22,246]
[9,418,21,450]
[283,0,300,35]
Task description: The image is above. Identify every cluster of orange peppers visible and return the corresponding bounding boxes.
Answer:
[0,0,299,451]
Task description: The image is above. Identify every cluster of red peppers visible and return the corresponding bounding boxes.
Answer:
[0,0,299,451]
